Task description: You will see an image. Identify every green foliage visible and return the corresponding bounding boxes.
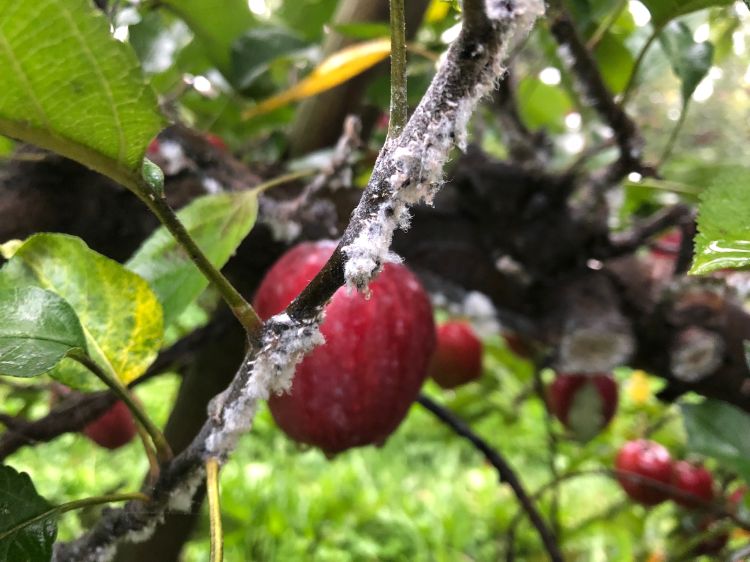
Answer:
[516,77,573,133]
[127,191,258,327]
[0,0,164,186]
[160,0,256,78]
[0,234,163,390]
[0,465,56,562]
[681,399,750,483]
[230,27,308,91]
[659,22,714,103]
[641,0,735,28]
[0,287,86,378]
[691,166,750,274]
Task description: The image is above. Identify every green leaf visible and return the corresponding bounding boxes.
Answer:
[230,27,308,91]
[516,77,574,134]
[690,166,750,274]
[0,287,87,378]
[594,31,635,94]
[641,0,734,28]
[0,465,56,562]
[161,0,256,78]
[0,234,163,390]
[127,191,258,327]
[0,0,164,187]
[659,22,714,102]
[681,400,750,483]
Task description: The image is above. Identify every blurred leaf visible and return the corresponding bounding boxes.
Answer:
[161,0,255,76]
[243,38,391,119]
[516,77,574,133]
[333,22,391,40]
[659,22,714,102]
[691,166,750,274]
[0,0,164,185]
[127,191,258,327]
[641,0,734,28]
[275,0,339,41]
[0,234,163,390]
[681,399,750,482]
[594,31,635,94]
[0,287,87,378]
[0,465,56,562]
[231,27,308,91]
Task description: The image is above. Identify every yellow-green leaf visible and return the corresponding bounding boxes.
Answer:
[0,234,163,389]
[0,0,165,188]
[243,37,390,119]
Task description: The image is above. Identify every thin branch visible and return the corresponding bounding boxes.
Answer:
[620,26,661,107]
[388,0,408,137]
[546,1,645,185]
[417,394,564,562]
[206,458,223,562]
[606,204,693,257]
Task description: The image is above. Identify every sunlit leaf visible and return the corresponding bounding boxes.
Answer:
[516,77,574,133]
[659,22,714,103]
[690,166,750,274]
[0,234,163,389]
[127,191,258,327]
[243,38,391,119]
[0,465,56,562]
[0,0,164,186]
[0,287,87,378]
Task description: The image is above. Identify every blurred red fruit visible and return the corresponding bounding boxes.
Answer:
[548,373,618,441]
[83,400,137,450]
[671,461,714,508]
[615,439,673,506]
[428,320,483,389]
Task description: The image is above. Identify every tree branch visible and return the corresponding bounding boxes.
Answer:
[417,394,564,562]
[53,2,545,559]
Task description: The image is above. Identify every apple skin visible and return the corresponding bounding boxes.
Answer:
[671,461,715,508]
[83,400,137,450]
[253,241,436,455]
[615,439,673,506]
[428,320,483,389]
[548,373,618,441]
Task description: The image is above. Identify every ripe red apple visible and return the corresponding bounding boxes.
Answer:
[547,373,618,441]
[428,320,483,389]
[83,400,137,450]
[671,461,715,508]
[253,241,436,455]
[615,439,673,506]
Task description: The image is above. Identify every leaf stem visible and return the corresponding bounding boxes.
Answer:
[620,25,661,106]
[0,492,148,543]
[140,190,262,337]
[388,0,408,138]
[248,169,317,196]
[657,99,690,167]
[70,351,173,463]
[206,458,223,562]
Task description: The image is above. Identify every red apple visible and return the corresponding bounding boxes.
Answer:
[615,439,673,506]
[671,461,714,508]
[428,320,483,389]
[548,373,618,441]
[83,400,137,450]
[253,241,436,455]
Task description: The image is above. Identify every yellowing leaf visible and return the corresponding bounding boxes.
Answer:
[0,234,163,389]
[627,370,652,405]
[243,38,390,119]
[426,0,452,23]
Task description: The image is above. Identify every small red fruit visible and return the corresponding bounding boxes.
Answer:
[83,400,137,450]
[548,373,618,441]
[204,133,227,151]
[615,439,673,506]
[428,320,483,389]
[671,461,714,508]
[253,241,436,455]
